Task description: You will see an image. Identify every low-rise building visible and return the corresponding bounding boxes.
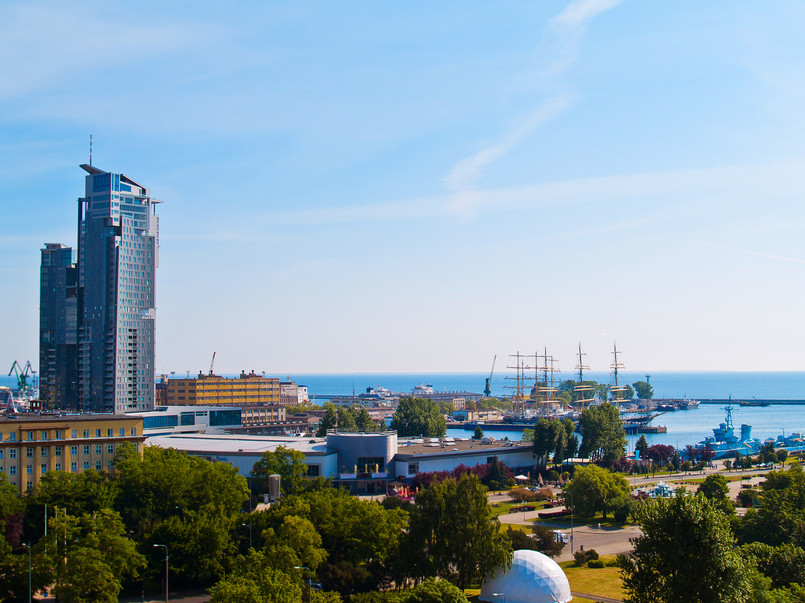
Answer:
[165,372,280,406]
[0,413,144,493]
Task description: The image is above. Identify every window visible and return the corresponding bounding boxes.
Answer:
[0,450,3,459]
[40,447,48,457]
[41,431,48,440]
[95,445,102,455]
[108,460,114,470]
[96,429,101,437]
[55,446,62,457]
[408,462,419,475]
[108,428,113,437]
[131,427,137,436]
[26,465,32,474]
[83,430,89,438]
[72,430,77,438]
[83,445,90,455]
[9,449,16,459]
[70,462,77,472]
[56,430,63,439]
[0,432,3,441]
[120,428,125,436]
[26,448,33,458]
[26,481,32,490]
[26,432,33,441]
[95,461,102,471]
[305,465,320,477]
[9,433,16,441]
[41,463,47,473]
[83,461,90,470]
[9,466,16,475]
[55,462,62,471]
[107,444,115,454]
[70,446,77,455]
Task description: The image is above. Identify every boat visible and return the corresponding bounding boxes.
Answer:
[739,399,771,407]
[696,405,762,459]
[678,399,700,409]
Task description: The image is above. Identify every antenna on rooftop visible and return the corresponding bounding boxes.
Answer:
[89,134,93,166]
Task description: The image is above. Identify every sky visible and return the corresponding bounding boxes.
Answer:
[2,0,805,376]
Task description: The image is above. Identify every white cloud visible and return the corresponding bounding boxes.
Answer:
[701,243,805,266]
[551,0,623,32]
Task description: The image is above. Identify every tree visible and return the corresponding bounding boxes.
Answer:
[741,542,805,590]
[252,445,308,495]
[645,444,675,466]
[403,577,468,603]
[530,523,565,557]
[618,493,752,602]
[578,403,626,463]
[632,381,654,400]
[389,397,446,438]
[354,406,378,432]
[316,403,339,437]
[336,407,358,432]
[209,553,303,603]
[698,474,729,500]
[407,473,511,588]
[473,425,484,440]
[562,464,631,519]
[635,435,649,459]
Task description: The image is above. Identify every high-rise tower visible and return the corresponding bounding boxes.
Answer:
[39,243,78,409]
[76,164,160,413]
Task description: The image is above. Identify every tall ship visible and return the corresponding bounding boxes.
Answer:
[697,404,761,459]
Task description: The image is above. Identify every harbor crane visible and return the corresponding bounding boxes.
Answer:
[209,351,216,376]
[8,360,33,392]
[483,355,497,398]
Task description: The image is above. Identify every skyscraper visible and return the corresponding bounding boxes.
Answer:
[76,164,160,413]
[39,243,78,409]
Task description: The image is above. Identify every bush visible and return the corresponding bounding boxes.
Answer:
[534,488,553,502]
[488,480,500,491]
[508,488,537,503]
[585,549,600,561]
[547,470,560,482]
[605,558,620,567]
[573,550,588,567]
[587,559,605,568]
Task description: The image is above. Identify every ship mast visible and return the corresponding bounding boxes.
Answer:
[574,343,595,410]
[505,351,533,417]
[535,347,558,417]
[610,342,628,410]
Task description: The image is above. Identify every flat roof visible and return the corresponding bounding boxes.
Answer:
[395,437,531,459]
[0,413,140,424]
[146,433,331,455]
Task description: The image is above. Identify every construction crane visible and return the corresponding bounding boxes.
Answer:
[483,355,497,398]
[209,351,216,376]
[8,360,33,392]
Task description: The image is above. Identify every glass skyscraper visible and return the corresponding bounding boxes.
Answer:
[39,243,78,409]
[76,164,160,413]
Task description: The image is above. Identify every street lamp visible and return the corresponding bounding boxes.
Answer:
[242,522,253,549]
[569,489,575,554]
[153,544,168,603]
[22,542,31,603]
[294,566,312,603]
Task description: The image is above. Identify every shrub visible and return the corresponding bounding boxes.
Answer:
[534,488,553,502]
[588,559,605,568]
[508,488,537,503]
[573,550,588,567]
[585,549,600,561]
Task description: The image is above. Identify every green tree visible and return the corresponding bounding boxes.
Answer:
[530,524,565,557]
[633,381,654,400]
[252,445,308,495]
[353,406,378,432]
[403,577,468,603]
[533,418,564,467]
[635,435,649,459]
[472,425,484,440]
[389,397,446,438]
[618,493,752,602]
[578,403,627,463]
[209,553,303,603]
[741,542,805,589]
[562,464,631,519]
[316,403,339,437]
[407,473,511,588]
[337,407,358,431]
[262,515,328,572]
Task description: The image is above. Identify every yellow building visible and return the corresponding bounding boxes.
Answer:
[0,414,145,493]
[166,371,281,406]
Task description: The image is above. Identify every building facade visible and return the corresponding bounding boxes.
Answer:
[77,164,160,413]
[0,414,145,493]
[165,372,280,406]
[39,243,78,409]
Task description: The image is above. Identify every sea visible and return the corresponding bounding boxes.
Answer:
[5,370,805,452]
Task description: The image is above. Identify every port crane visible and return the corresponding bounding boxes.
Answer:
[8,360,33,393]
[209,351,216,375]
[483,355,496,398]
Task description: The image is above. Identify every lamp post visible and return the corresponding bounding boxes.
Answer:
[242,522,253,549]
[153,544,168,603]
[294,566,312,603]
[569,489,575,554]
[22,542,31,603]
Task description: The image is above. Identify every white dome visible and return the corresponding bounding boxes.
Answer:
[480,549,572,603]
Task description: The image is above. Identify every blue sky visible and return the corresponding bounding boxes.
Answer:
[2,0,805,375]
